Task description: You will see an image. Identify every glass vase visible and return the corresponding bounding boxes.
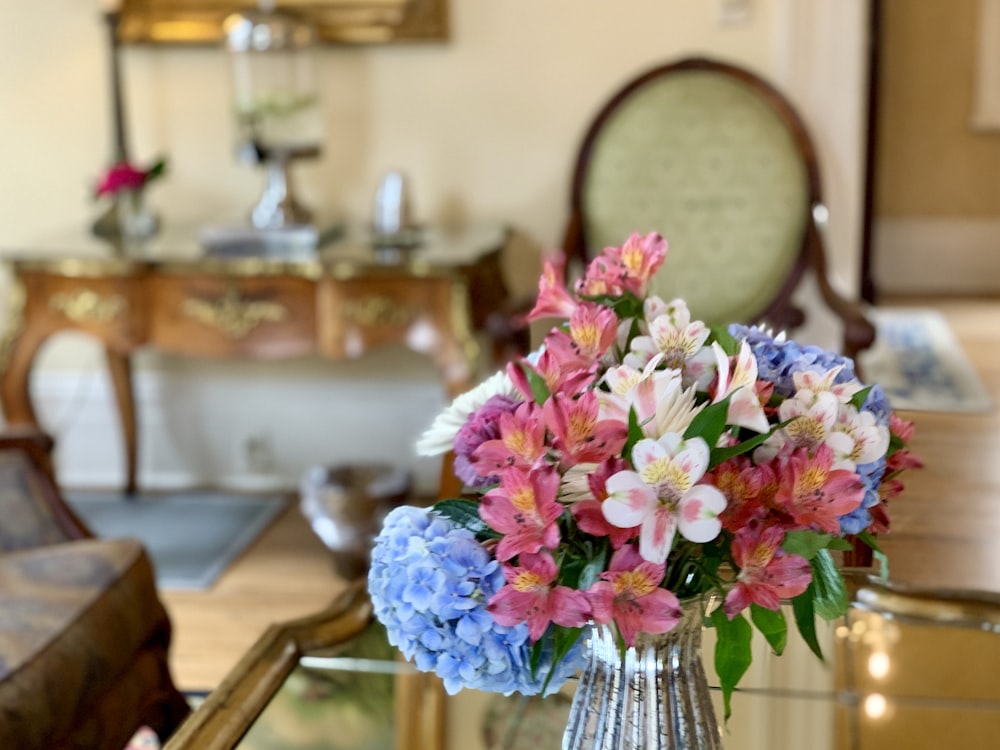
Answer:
[562,599,723,750]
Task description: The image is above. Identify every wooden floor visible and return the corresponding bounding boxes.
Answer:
[159,296,1000,694]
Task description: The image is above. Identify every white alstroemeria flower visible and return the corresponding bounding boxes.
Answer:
[600,359,702,440]
[791,366,861,404]
[629,298,710,370]
[559,463,599,504]
[712,341,770,434]
[828,407,891,470]
[603,434,726,563]
[415,370,521,456]
[778,390,840,451]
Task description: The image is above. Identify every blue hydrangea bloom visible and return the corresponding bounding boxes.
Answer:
[729,324,860,399]
[368,505,583,696]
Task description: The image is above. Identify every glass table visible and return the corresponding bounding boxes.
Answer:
[163,574,1000,749]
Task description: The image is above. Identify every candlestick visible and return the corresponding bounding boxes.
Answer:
[103,8,129,164]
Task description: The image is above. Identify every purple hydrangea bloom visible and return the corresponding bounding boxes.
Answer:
[368,505,583,696]
[452,394,520,489]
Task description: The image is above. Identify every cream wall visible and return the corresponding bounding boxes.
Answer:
[874,0,1000,294]
[0,0,869,492]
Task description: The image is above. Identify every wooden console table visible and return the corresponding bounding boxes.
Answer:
[0,224,511,494]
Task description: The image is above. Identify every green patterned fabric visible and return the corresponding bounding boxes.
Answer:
[582,70,809,325]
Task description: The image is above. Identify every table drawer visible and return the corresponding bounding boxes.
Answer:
[148,275,317,358]
[18,271,146,351]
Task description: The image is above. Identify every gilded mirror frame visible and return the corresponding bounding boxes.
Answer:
[118,0,448,45]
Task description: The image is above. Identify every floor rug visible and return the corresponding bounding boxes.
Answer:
[66,490,289,590]
[859,307,993,413]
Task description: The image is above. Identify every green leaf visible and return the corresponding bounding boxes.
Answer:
[781,530,854,559]
[145,157,168,181]
[750,604,787,656]
[709,428,774,468]
[791,586,824,661]
[513,361,551,406]
[710,325,740,356]
[622,406,646,462]
[782,531,836,560]
[826,537,854,551]
[888,430,906,453]
[576,548,608,590]
[432,498,496,539]
[811,549,849,621]
[683,396,732,448]
[710,608,753,721]
[853,531,889,580]
[848,385,874,411]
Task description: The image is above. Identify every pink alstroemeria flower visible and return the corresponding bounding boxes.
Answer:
[602,232,669,297]
[527,253,578,322]
[543,391,627,468]
[603,434,727,563]
[774,445,865,533]
[489,551,591,641]
[712,456,779,532]
[588,545,680,646]
[724,523,812,618]
[506,327,597,401]
[472,401,548,477]
[568,302,619,361]
[480,467,563,561]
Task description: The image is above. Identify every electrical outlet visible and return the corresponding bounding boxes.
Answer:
[718,0,752,25]
[243,432,275,474]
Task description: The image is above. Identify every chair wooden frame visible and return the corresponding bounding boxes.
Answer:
[562,56,876,362]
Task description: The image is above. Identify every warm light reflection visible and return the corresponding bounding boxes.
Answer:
[864,693,888,719]
[868,651,891,679]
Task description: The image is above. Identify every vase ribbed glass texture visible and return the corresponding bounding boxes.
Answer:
[562,599,723,750]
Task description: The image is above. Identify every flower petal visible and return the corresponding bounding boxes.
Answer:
[677,485,726,543]
[603,471,657,528]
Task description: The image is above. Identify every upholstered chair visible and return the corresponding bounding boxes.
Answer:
[0,428,190,749]
[560,56,875,360]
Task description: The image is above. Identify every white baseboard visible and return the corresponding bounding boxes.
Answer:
[10,359,448,496]
[874,218,1000,295]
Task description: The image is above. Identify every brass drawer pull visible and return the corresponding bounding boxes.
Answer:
[182,287,288,339]
[49,289,127,324]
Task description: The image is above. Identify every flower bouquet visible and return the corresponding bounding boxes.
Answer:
[368,232,919,725]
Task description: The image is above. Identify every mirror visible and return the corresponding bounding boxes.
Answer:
[117,0,448,45]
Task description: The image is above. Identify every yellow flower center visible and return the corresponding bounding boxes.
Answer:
[568,412,595,445]
[620,245,645,276]
[510,486,536,513]
[512,570,546,592]
[505,429,534,461]
[785,417,826,447]
[572,322,601,353]
[641,458,691,494]
[612,570,657,598]
[797,465,827,496]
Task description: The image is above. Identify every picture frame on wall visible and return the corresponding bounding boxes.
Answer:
[116,0,449,45]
